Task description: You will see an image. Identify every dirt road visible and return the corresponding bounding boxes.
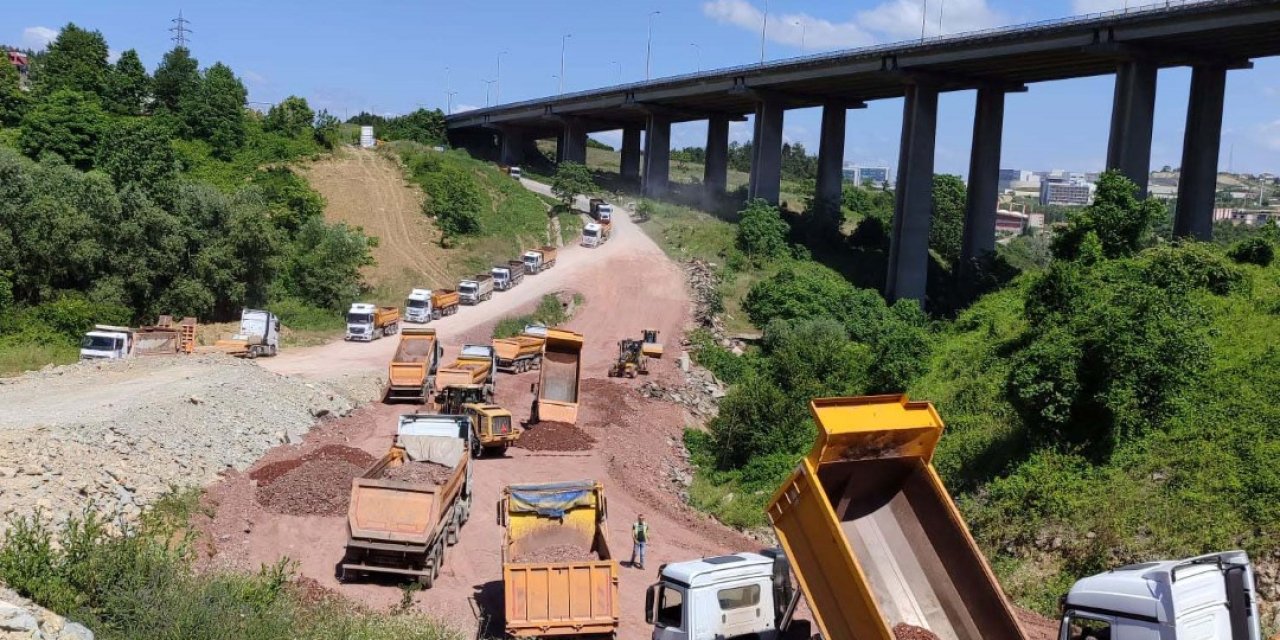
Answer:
[199,178,744,637]
[302,147,455,286]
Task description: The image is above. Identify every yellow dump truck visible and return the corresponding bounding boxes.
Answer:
[770,395,1023,640]
[500,481,618,638]
[386,328,443,402]
[492,328,545,373]
[435,345,497,393]
[340,413,473,588]
[535,328,583,424]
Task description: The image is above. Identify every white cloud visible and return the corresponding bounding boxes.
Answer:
[702,0,875,51]
[1071,0,1130,14]
[21,26,57,50]
[857,0,1007,40]
[242,70,268,86]
[108,49,121,64]
[703,0,1006,51]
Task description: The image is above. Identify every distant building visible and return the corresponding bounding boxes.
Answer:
[1214,208,1280,226]
[1041,176,1095,206]
[998,168,1036,192]
[1148,184,1179,200]
[995,210,1029,235]
[4,50,28,87]
[843,164,890,186]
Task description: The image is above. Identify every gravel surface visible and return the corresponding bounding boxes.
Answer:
[0,355,371,533]
[893,624,940,640]
[512,544,599,564]
[383,461,454,485]
[516,421,596,451]
[255,445,376,517]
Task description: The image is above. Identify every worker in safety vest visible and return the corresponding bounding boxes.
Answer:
[630,514,649,569]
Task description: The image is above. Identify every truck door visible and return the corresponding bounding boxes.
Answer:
[647,584,690,640]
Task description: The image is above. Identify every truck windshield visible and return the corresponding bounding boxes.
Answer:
[657,585,683,629]
[406,299,428,308]
[584,229,598,237]
[460,284,477,294]
[347,313,372,324]
[1064,616,1112,640]
[81,335,118,350]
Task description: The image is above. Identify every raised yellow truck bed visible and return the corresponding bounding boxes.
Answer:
[537,329,583,424]
[767,395,1024,640]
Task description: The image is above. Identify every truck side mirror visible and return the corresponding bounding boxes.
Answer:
[644,584,656,625]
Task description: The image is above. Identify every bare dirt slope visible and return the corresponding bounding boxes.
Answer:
[301,147,454,287]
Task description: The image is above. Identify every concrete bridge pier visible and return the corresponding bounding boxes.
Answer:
[556,119,588,165]
[703,116,731,206]
[814,101,848,235]
[748,97,786,205]
[643,116,672,197]
[620,127,643,182]
[1175,64,1228,240]
[886,82,940,304]
[499,128,526,166]
[1106,60,1158,196]
[959,87,1008,275]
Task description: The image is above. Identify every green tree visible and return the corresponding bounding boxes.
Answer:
[1052,170,1165,261]
[929,174,967,266]
[36,24,110,98]
[19,89,108,169]
[96,118,178,200]
[248,167,325,234]
[281,219,375,310]
[313,109,341,149]
[1226,237,1275,267]
[152,47,200,117]
[264,96,314,138]
[424,165,483,240]
[105,49,151,115]
[736,199,790,260]
[101,186,188,315]
[550,161,593,208]
[0,52,29,126]
[188,63,246,158]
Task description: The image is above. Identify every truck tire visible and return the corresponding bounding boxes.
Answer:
[460,497,471,524]
[446,519,459,546]
[472,439,483,459]
[269,345,278,356]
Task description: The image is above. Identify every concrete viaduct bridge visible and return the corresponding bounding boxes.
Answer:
[446,0,1280,302]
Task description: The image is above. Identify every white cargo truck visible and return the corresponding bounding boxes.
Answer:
[80,325,134,361]
[581,223,604,248]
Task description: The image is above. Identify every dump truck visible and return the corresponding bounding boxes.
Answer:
[211,308,279,358]
[460,274,495,305]
[346,303,400,341]
[435,345,497,394]
[581,222,606,248]
[461,402,519,458]
[589,200,614,239]
[535,328,583,424]
[80,316,198,361]
[522,246,557,275]
[340,413,473,588]
[386,328,444,403]
[500,481,618,638]
[431,289,460,320]
[492,328,545,373]
[647,394,1021,640]
[492,261,525,291]
[405,288,433,324]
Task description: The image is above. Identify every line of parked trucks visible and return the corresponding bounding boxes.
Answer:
[345,245,559,341]
[79,308,281,362]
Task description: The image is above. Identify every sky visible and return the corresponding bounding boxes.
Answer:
[7,0,1279,176]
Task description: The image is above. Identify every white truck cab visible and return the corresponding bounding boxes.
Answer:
[509,166,522,180]
[522,250,544,274]
[1060,551,1261,640]
[346,302,378,341]
[596,203,613,222]
[647,552,804,640]
[80,325,133,360]
[582,223,603,247]
[405,288,433,324]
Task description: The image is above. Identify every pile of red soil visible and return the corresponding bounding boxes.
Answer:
[253,445,376,517]
[517,421,595,451]
[383,460,454,485]
[893,624,941,640]
[512,544,599,564]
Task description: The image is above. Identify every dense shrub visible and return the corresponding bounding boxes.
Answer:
[1052,171,1165,261]
[736,199,790,260]
[1227,236,1275,267]
[492,295,570,339]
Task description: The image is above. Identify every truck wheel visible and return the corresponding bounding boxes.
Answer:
[269,345,278,357]
[472,440,483,459]
[417,561,434,589]
[246,347,258,360]
[446,520,459,546]
[460,497,471,524]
